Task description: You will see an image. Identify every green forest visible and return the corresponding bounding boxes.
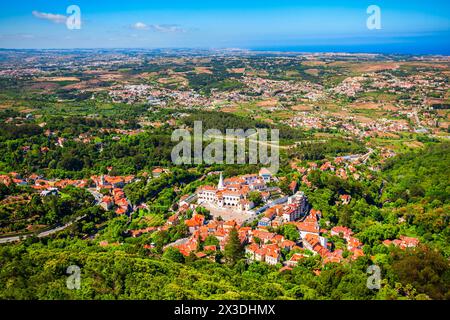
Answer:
[0,142,448,300]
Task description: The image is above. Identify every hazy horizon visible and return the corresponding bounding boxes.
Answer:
[1,1,449,54]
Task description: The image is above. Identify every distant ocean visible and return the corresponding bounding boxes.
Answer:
[250,33,450,55]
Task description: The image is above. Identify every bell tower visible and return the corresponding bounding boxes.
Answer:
[218,172,225,190]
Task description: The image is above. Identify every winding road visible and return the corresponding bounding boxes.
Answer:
[0,215,86,244]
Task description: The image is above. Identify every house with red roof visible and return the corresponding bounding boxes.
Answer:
[252,230,276,244]
[223,220,238,230]
[259,168,273,183]
[303,233,329,257]
[116,207,127,215]
[383,236,419,250]
[331,226,354,241]
[185,213,205,233]
[245,243,260,260]
[347,236,362,250]
[204,245,217,252]
[323,250,344,264]
[400,236,420,248]
[279,266,293,272]
[280,240,296,251]
[167,213,179,226]
[297,220,319,239]
[152,167,164,178]
[196,252,207,259]
[271,234,285,244]
[100,196,114,211]
[320,161,335,172]
[265,250,280,265]
[340,194,352,205]
[254,247,266,262]
[285,253,305,267]
[349,248,365,260]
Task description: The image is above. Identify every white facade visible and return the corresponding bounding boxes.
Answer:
[265,254,280,265]
[196,173,263,211]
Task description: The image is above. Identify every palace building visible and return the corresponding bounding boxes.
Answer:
[196,171,272,211]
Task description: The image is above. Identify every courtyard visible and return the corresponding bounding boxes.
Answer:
[201,203,255,224]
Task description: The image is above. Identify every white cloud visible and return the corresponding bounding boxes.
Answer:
[131,22,186,33]
[32,11,67,24]
[132,22,149,30]
[150,24,186,33]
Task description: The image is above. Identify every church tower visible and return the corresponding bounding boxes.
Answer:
[218,172,225,190]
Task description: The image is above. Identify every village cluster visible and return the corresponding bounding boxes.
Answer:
[149,169,420,269]
[0,151,421,270]
[167,181,419,270]
[1,168,163,216]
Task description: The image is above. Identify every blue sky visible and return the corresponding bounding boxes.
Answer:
[0,0,449,53]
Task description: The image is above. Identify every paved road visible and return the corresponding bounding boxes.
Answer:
[0,215,86,244]
[208,134,290,150]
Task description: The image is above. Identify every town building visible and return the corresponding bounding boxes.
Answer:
[197,172,272,211]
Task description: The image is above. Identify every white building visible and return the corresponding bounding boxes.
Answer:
[286,191,308,221]
[197,172,263,211]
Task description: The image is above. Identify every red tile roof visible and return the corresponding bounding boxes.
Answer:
[279,266,293,272]
[289,253,305,262]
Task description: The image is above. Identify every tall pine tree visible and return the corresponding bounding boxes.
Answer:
[224,227,244,265]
